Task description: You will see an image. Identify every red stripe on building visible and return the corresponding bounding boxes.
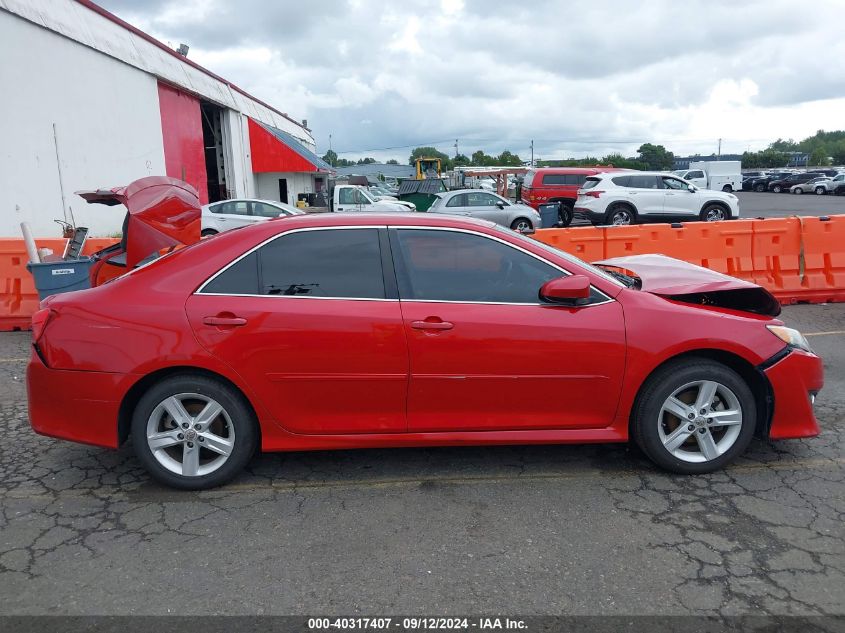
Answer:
[248,118,319,173]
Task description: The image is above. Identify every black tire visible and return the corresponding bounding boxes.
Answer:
[201,229,218,237]
[605,204,636,226]
[772,185,782,193]
[793,188,803,195]
[815,187,826,195]
[754,183,766,192]
[721,185,733,193]
[510,217,533,233]
[558,204,574,227]
[131,374,258,490]
[632,358,757,474]
[700,204,728,222]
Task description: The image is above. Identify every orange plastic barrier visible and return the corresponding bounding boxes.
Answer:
[533,214,845,305]
[0,237,118,331]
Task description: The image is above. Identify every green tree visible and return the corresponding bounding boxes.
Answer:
[636,143,675,171]
[769,138,798,152]
[470,150,495,166]
[808,147,830,166]
[600,153,643,170]
[386,159,399,165]
[496,150,522,166]
[356,157,377,165]
[408,147,453,170]
[453,153,470,166]
[321,149,337,167]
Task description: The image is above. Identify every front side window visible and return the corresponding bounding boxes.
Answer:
[252,202,283,218]
[354,189,373,205]
[661,177,687,190]
[686,171,704,179]
[466,192,500,207]
[394,229,561,303]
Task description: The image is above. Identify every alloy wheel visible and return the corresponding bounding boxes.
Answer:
[146,393,235,477]
[610,209,632,225]
[704,207,725,221]
[512,219,532,233]
[657,380,743,463]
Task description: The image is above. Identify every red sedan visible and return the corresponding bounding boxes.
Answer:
[27,214,823,489]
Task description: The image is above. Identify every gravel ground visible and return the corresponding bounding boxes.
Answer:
[0,304,843,616]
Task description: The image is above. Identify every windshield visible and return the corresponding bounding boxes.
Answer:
[495,225,625,288]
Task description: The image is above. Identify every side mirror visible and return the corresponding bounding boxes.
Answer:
[687,184,696,192]
[539,275,591,304]
[496,201,505,209]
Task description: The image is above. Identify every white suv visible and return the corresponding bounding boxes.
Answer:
[573,172,740,226]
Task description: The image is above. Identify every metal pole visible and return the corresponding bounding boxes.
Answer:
[530,140,534,167]
[53,123,70,225]
[717,138,722,160]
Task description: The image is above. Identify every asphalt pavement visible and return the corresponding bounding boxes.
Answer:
[736,191,845,219]
[0,304,843,616]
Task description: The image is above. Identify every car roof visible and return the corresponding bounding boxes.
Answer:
[261,212,498,231]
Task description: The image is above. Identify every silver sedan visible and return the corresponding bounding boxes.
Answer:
[427,190,541,233]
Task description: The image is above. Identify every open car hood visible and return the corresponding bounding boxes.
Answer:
[595,254,781,317]
[76,176,200,269]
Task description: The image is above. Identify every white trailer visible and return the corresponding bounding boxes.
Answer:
[677,161,742,192]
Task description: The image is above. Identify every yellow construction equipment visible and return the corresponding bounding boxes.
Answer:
[414,157,442,180]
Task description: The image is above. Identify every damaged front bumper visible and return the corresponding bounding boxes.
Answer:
[761,348,824,440]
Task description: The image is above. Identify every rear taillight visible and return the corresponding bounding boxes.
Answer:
[585,191,604,198]
[31,308,53,343]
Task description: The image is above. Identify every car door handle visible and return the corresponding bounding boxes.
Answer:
[202,316,247,327]
[411,319,454,331]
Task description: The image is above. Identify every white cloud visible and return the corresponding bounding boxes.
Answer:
[99,0,845,161]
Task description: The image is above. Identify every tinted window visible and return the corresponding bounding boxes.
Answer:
[252,202,282,218]
[581,177,601,189]
[202,252,260,295]
[661,177,687,190]
[213,201,249,215]
[445,193,467,207]
[611,176,631,187]
[542,174,588,186]
[466,192,501,207]
[338,188,356,204]
[259,229,385,298]
[394,229,560,303]
[686,170,705,179]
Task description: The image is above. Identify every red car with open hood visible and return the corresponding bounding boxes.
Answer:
[27,213,823,489]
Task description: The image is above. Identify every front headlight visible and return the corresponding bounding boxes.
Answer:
[767,325,812,352]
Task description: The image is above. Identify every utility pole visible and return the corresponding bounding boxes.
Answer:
[329,133,334,167]
[454,139,459,158]
[530,140,534,167]
[717,138,722,160]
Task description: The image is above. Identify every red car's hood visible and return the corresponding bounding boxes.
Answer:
[595,254,781,316]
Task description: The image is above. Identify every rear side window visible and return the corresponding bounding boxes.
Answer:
[630,175,661,189]
[541,174,588,186]
[202,252,260,295]
[581,178,601,189]
[611,176,631,187]
[258,229,385,298]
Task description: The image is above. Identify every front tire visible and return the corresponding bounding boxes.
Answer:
[700,204,727,222]
[605,204,636,226]
[632,358,756,474]
[772,185,782,193]
[815,186,826,195]
[131,374,258,490]
[754,183,766,192]
[201,229,219,237]
[510,217,533,233]
[793,188,803,195]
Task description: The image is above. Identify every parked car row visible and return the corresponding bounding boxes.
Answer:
[742,169,845,194]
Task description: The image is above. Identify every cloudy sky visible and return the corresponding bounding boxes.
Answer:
[100,0,845,163]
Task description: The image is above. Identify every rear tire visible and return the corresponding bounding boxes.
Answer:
[793,188,803,195]
[721,185,733,192]
[815,186,826,195]
[772,185,782,193]
[632,358,757,475]
[131,374,258,490]
[754,183,766,192]
[558,204,574,227]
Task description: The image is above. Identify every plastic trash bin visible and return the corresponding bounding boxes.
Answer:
[538,202,561,229]
[26,258,93,301]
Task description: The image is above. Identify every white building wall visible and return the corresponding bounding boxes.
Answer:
[1,0,316,150]
[0,10,166,236]
[254,173,315,206]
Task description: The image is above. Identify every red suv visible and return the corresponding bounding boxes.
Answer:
[521,167,628,225]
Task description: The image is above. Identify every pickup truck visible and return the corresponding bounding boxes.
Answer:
[330,184,415,213]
